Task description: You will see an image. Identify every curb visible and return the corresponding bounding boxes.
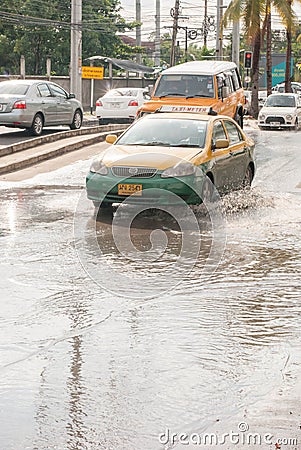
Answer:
[0,125,127,175]
[0,123,126,158]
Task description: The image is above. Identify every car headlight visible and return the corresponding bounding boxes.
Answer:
[161,162,196,178]
[90,160,109,175]
[258,114,265,120]
[286,114,293,121]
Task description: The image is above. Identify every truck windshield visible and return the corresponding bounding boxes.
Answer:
[153,74,215,99]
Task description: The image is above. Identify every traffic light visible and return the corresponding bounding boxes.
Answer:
[244,51,253,69]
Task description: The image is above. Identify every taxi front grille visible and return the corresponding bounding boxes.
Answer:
[111,166,157,178]
[266,116,285,124]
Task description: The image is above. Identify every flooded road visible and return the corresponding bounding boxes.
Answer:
[0,127,301,449]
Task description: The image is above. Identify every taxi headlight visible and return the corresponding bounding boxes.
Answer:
[161,162,196,178]
[286,114,293,121]
[258,114,265,120]
[90,160,109,175]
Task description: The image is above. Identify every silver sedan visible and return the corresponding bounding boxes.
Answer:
[0,80,83,135]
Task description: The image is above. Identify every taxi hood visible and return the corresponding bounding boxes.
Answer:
[101,144,203,170]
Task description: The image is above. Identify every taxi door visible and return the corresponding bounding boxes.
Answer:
[222,119,248,188]
[211,120,232,192]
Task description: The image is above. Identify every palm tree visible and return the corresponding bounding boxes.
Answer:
[263,0,272,95]
[285,0,293,92]
[223,0,295,117]
[223,0,264,118]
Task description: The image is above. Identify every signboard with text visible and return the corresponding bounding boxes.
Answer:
[82,66,104,79]
[259,55,294,88]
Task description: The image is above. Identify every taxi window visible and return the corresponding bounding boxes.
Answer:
[212,121,227,143]
[224,74,234,93]
[231,68,241,90]
[223,120,242,144]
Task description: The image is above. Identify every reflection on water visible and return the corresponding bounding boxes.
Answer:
[0,180,300,448]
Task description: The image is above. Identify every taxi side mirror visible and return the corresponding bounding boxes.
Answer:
[222,86,230,99]
[106,134,118,144]
[214,138,229,149]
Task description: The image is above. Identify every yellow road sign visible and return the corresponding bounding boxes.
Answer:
[82,66,104,79]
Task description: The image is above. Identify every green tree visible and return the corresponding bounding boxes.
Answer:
[0,0,137,75]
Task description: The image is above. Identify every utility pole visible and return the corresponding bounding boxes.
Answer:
[136,0,142,64]
[232,20,240,66]
[170,0,180,66]
[70,0,82,102]
[215,0,223,59]
[204,0,208,48]
[20,55,25,79]
[154,0,161,67]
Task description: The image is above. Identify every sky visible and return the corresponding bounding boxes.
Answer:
[119,0,221,49]
[119,0,301,51]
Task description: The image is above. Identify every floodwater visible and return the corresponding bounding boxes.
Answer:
[0,127,300,450]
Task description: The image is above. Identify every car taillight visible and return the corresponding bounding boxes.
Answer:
[13,100,26,109]
[96,100,103,107]
[128,100,138,106]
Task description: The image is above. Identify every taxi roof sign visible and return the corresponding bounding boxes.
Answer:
[158,105,211,113]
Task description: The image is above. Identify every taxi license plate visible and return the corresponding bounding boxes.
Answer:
[270,121,280,126]
[118,183,142,196]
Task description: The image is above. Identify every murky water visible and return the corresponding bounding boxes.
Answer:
[0,128,301,449]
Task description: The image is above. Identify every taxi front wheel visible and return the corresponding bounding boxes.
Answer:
[93,201,114,214]
[201,176,215,204]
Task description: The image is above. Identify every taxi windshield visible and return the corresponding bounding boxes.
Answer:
[153,74,215,98]
[116,117,207,148]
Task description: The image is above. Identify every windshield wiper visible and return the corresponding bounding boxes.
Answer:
[159,93,186,98]
[170,143,199,147]
[145,141,172,146]
[185,94,212,99]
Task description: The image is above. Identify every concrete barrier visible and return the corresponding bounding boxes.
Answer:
[0,123,128,158]
[0,125,128,175]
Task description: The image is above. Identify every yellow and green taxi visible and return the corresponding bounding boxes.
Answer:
[86,106,255,210]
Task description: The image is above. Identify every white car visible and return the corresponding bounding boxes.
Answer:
[95,87,150,124]
[244,90,267,114]
[258,93,301,130]
[272,82,301,95]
